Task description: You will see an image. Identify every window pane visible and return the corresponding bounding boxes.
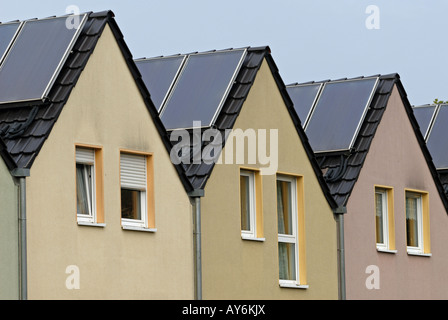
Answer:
[121,189,142,220]
[406,196,419,247]
[375,192,384,244]
[240,175,250,231]
[278,242,296,281]
[277,180,292,235]
[76,164,92,216]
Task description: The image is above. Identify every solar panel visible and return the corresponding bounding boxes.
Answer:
[135,55,186,112]
[0,14,87,105]
[413,105,437,140]
[0,22,21,65]
[304,77,378,153]
[286,83,322,127]
[160,49,247,130]
[426,105,448,169]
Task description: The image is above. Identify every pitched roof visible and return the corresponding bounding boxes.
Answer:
[287,73,448,213]
[0,10,193,192]
[138,47,338,209]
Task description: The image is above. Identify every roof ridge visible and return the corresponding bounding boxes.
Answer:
[287,73,398,87]
[136,46,271,62]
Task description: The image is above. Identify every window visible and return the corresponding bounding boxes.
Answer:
[374,187,396,252]
[405,190,430,255]
[375,189,387,246]
[240,169,263,240]
[240,170,255,238]
[120,151,155,231]
[76,146,104,225]
[277,174,306,288]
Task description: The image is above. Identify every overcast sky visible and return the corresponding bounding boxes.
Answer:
[1,0,446,106]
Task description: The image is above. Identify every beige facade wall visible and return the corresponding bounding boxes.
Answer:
[345,85,448,299]
[0,158,19,299]
[25,24,194,299]
[201,59,339,299]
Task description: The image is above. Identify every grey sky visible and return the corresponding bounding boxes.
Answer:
[1,0,446,105]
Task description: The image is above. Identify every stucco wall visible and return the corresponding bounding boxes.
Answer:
[201,59,339,299]
[345,85,448,299]
[0,158,18,299]
[25,24,194,299]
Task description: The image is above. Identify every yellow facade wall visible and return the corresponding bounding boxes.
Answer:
[200,59,339,299]
[0,158,18,299]
[25,24,194,299]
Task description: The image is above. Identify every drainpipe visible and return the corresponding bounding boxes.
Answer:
[11,168,30,300]
[334,206,347,300]
[188,189,205,300]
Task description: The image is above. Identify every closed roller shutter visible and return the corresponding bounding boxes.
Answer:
[120,153,147,190]
[76,147,95,164]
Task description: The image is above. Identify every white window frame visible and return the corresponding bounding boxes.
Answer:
[240,170,256,239]
[120,153,149,231]
[406,192,424,255]
[76,148,96,224]
[277,175,300,287]
[375,189,389,251]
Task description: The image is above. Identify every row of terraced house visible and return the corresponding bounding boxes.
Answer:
[0,10,447,300]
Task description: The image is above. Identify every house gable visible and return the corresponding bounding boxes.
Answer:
[344,84,448,299]
[200,58,339,299]
[15,18,193,299]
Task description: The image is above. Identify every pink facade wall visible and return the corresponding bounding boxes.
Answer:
[345,85,448,299]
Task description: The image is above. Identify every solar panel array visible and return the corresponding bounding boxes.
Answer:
[136,49,247,130]
[288,77,379,153]
[0,14,87,105]
[414,104,448,169]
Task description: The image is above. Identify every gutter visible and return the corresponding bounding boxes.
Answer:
[333,205,347,300]
[11,168,30,300]
[188,189,205,300]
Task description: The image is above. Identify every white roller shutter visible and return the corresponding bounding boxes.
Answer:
[120,153,147,190]
[76,147,95,164]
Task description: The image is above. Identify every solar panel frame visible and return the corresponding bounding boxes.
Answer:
[304,77,379,153]
[0,21,23,66]
[426,104,448,169]
[0,14,88,105]
[286,83,323,128]
[159,48,247,130]
[413,105,438,141]
[42,14,88,101]
[135,55,187,112]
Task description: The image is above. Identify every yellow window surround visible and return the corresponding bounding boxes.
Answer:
[120,149,155,229]
[404,188,430,255]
